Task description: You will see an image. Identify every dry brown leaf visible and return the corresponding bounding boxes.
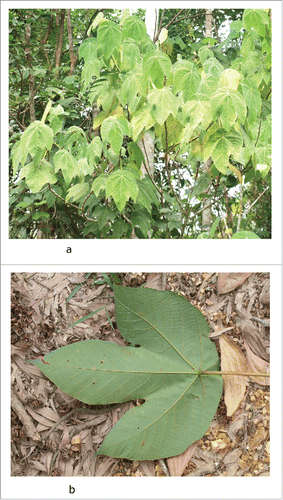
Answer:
[244,340,270,385]
[217,273,252,294]
[139,460,155,476]
[219,334,248,416]
[167,441,199,476]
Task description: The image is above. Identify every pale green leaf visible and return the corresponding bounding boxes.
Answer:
[22,159,57,193]
[218,69,241,90]
[232,230,260,239]
[211,88,246,131]
[30,285,223,461]
[203,58,224,79]
[131,107,155,141]
[106,170,139,211]
[242,79,262,124]
[77,158,94,176]
[97,20,122,60]
[243,9,270,36]
[20,120,53,157]
[173,61,201,100]
[79,37,98,61]
[142,51,171,87]
[66,182,90,202]
[81,60,100,90]
[159,28,168,44]
[92,174,107,196]
[101,116,131,155]
[122,15,146,42]
[121,40,140,71]
[53,149,78,185]
[148,88,178,125]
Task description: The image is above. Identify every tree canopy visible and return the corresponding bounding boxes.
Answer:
[9,8,271,239]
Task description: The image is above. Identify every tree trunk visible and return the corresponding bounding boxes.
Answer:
[202,9,213,232]
[55,9,65,69]
[66,9,78,75]
[24,15,35,122]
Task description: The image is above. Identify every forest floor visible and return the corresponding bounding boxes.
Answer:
[11,271,270,477]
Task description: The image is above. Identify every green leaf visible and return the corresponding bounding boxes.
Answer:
[112,219,129,238]
[192,173,211,196]
[147,88,178,126]
[32,211,50,221]
[79,37,97,61]
[122,16,146,42]
[173,61,201,100]
[53,149,78,185]
[66,182,90,202]
[21,159,57,193]
[127,142,145,168]
[243,9,270,36]
[121,40,141,71]
[30,285,223,461]
[211,88,246,131]
[203,58,224,79]
[142,51,172,87]
[81,60,100,90]
[136,176,160,212]
[20,120,53,158]
[182,94,212,131]
[242,79,262,124]
[93,207,115,230]
[203,129,243,174]
[131,209,151,237]
[92,174,107,196]
[209,217,220,238]
[232,230,260,239]
[106,170,139,211]
[77,158,94,176]
[101,116,131,155]
[87,137,103,164]
[131,107,155,142]
[97,20,122,60]
[121,72,147,110]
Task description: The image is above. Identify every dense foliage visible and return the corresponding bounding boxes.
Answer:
[9,8,271,238]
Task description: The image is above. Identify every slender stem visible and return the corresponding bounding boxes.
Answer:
[201,371,269,377]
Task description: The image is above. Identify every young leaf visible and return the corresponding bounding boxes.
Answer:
[30,285,223,461]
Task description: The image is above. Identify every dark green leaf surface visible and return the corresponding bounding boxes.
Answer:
[30,285,223,460]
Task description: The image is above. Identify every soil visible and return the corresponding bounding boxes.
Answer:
[11,272,270,477]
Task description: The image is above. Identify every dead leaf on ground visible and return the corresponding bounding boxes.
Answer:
[166,441,199,476]
[219,334,248,416]
[244,341,270,385]
[217,273,252,294]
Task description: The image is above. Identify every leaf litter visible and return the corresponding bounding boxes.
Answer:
[11,272,270,477]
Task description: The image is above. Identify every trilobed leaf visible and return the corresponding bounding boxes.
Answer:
[30,285,223,461]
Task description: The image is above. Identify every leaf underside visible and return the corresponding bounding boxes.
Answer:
[30,285,223,460]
